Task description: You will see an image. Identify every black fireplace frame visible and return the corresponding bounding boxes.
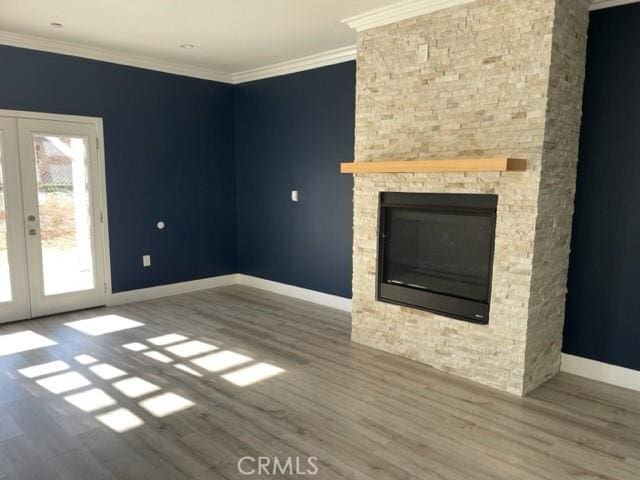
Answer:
[376,192,498,324]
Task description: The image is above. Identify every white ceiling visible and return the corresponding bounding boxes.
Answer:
[0,0,398,75]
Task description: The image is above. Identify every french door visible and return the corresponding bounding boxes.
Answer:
[0,114,106,323]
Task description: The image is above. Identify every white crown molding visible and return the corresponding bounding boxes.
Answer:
[232,46,356,84]
[590,0,640,10]
[340,0,634,33]
[0,29,355,85]
[0,29,234,84]
[341,0,474,32]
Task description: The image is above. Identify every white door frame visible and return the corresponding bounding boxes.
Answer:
[0,117,30,320]
[0,109,113,312]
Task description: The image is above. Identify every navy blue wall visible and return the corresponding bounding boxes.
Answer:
[235,62,355,298]
[564,4,640,371]
[0,45,237,292]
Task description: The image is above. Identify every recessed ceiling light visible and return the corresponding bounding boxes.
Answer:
[50,22,63,28]
[180,43,194,49]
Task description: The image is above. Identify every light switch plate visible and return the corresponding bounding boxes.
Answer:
[143,255,151,267]
[291,190,299,202]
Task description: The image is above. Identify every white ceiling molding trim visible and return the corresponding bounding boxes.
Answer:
[0,29,234,84]
[340,0,635,31]
[232,46,356,84]
[341,0,474,32]
[589,0,640,10]
[0,29,355,85]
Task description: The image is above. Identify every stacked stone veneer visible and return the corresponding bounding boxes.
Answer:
[351,0,589,395]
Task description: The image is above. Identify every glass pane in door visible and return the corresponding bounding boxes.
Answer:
[33,134,94,296]
[0,133,12,302]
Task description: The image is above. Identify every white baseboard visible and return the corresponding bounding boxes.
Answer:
[106,273,352,313]
[560,353,640,392]
[236,274,352,312]
[106,274,239,306]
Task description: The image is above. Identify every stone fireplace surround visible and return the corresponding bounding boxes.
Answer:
[349,0,589,396]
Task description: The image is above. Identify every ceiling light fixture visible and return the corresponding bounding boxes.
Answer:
[180,43,194,49]
[50,22,63,28]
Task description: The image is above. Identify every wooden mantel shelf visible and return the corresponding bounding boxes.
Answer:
[340,157,526,174]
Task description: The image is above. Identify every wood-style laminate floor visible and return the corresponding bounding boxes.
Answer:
[0,285,638,480]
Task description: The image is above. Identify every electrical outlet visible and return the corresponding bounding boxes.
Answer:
[143,255,151,267]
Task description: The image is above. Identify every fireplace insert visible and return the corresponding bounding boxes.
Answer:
[377,192,498,324]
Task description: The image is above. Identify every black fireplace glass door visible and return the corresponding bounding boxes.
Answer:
[382,207,494,302]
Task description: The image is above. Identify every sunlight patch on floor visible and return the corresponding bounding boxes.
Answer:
[191,350,253,373]
[112,377,161,398]
[122,342,148,352]
[89,363,127,380]
[0,331,57,357]
[15,347,202,435]
[36,371,91,394]
[64,388,117,413]
[148,333,188,346]
[64,315,144,336]
[74,354,98,365]
[222,362,285,387]
[143,350,173,363]
[18,360,69,379]
[96,408,144,433]
[165,340,218,358]
[139,392,195,418]
[124,333,287,387]
[10,324,287,438]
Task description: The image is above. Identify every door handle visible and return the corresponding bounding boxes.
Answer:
[28,229,37,236]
